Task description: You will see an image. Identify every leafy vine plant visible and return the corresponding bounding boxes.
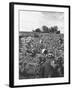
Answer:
[19,25,64,79]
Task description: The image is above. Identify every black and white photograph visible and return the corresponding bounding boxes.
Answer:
[19,11,64,79]
[9,2,70,87]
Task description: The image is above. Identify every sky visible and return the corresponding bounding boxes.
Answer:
[20,11,64,33]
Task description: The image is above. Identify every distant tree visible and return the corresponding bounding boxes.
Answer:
[42,26,49,33]
[33,28,41,32]
[53,26,58,33]
[54,26,58,32]
[50,27,54,33]
[56,31,60,34]
[50,26,59,33]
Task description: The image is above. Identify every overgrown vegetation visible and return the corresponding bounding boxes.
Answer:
[19,26,64,79]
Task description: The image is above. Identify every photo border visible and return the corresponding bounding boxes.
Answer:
[9,2,70,88]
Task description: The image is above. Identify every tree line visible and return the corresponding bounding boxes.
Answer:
[32,25,60,34]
